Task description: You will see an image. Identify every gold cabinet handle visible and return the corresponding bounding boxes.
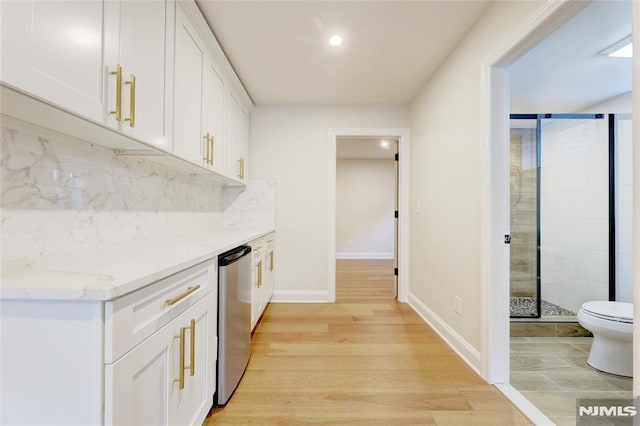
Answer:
[241,158,245,179]
[109,64,122,121]
[203,133,210,164]
[238,159,242,179]
[166,285,201,306]
[269,251,274,272]
[174,326,186,390]
[188,319,195,377]
[124,74,136,127]
[209,135,214,165]
[258,260,263,287]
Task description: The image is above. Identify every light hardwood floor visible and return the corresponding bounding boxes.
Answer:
[205,259,531,425]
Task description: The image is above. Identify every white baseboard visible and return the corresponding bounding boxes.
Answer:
[408,293,482,375]
[336,252,394,259]
[495,384,555,425]
[271,290,330,303]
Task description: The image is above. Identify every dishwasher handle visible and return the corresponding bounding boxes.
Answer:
[219,245,252,266]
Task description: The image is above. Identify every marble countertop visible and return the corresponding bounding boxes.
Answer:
[0,227,274,301]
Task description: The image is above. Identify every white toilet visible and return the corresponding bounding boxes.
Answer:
[577,301,633,377]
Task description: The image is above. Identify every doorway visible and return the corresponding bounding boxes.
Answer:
[480,0,636,422]
[335,137,398,300]
[327,128,410,304]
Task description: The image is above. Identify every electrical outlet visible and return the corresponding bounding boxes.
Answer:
[453,295,461,314]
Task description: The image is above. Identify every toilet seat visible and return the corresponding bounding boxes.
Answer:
[581,301,633,324]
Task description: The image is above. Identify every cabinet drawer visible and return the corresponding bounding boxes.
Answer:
[250,233,274,255]
[105,259,216,363]
[250,239,266,255]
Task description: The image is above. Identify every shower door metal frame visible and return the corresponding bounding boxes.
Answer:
[509,113,614,319]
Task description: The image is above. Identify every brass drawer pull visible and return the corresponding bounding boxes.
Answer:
[173,318,196,390]
[166,285,201,306]
[188,319,195,376]
[174,326,186,389]
[203,133,210,164]
[124,74,136,127]
[209,135,214,165]
[109,64,122,121]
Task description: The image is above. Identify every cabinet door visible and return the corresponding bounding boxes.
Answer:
[105,292,216,426]
[202,60,226,173]
[105,312,175,425]
[265,245,275,305]
[0,0,105,122]
[226,92,240,180]
[238,107,250,182]
[251,252,265,330]
[169,293,216,426]
[104,0,171,149]
[173,5,204,165]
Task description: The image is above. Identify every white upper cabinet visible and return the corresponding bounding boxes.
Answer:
[1,0,250,184]
[0,0,172,150]
[226,92,240,180]
[104,0,172,150]
[173,3,228,175]
[201,61,227,174]
[0,1,106,122]
[225,92,249,183]
[173,6,205,166]
[238,106,250,183]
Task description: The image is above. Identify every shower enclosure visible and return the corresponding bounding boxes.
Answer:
[509,113,632,319]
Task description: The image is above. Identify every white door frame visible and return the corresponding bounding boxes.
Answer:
[328,128,411,303]
[479,0,600,384]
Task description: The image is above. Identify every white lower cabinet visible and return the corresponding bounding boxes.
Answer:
[265,236,275,305]
[105,292,216,426]
[250,243,266,330]
[250,233,275,331]
[0,258,218,426]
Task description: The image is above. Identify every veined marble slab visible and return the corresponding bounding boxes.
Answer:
[1,117,276,302]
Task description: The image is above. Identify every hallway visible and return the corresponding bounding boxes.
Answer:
[206,260,531,424]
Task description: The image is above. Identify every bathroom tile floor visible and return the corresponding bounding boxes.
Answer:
[511,337,633,425]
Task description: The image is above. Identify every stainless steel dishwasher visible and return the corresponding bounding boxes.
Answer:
[215,245,252,406]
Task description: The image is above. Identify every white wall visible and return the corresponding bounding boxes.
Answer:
[249,106,409,301]
[336,159,395,259]
[409,0,548,352]
[583,91,632,113]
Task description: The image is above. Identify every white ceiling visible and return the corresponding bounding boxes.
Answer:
[510,0,632,113]
[337,137,397,160]
[196,1,490,105]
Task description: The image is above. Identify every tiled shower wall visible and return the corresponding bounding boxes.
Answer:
[509,129,538,298]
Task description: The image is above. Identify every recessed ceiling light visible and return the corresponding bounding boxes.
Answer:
[380,140,390,149]
[329,35,343,46]
[599,35,633,58]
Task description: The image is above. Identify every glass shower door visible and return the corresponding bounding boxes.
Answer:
[539,117,609,316]
[509,119,540,317]
[509,114,611,319]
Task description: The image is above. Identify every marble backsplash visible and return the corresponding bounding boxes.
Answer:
[223,181,275,230]
[1,120,274,260]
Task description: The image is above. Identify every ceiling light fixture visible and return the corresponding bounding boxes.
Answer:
[599,35,633,58]
[380,140,390,149]
[329,35,343,46]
